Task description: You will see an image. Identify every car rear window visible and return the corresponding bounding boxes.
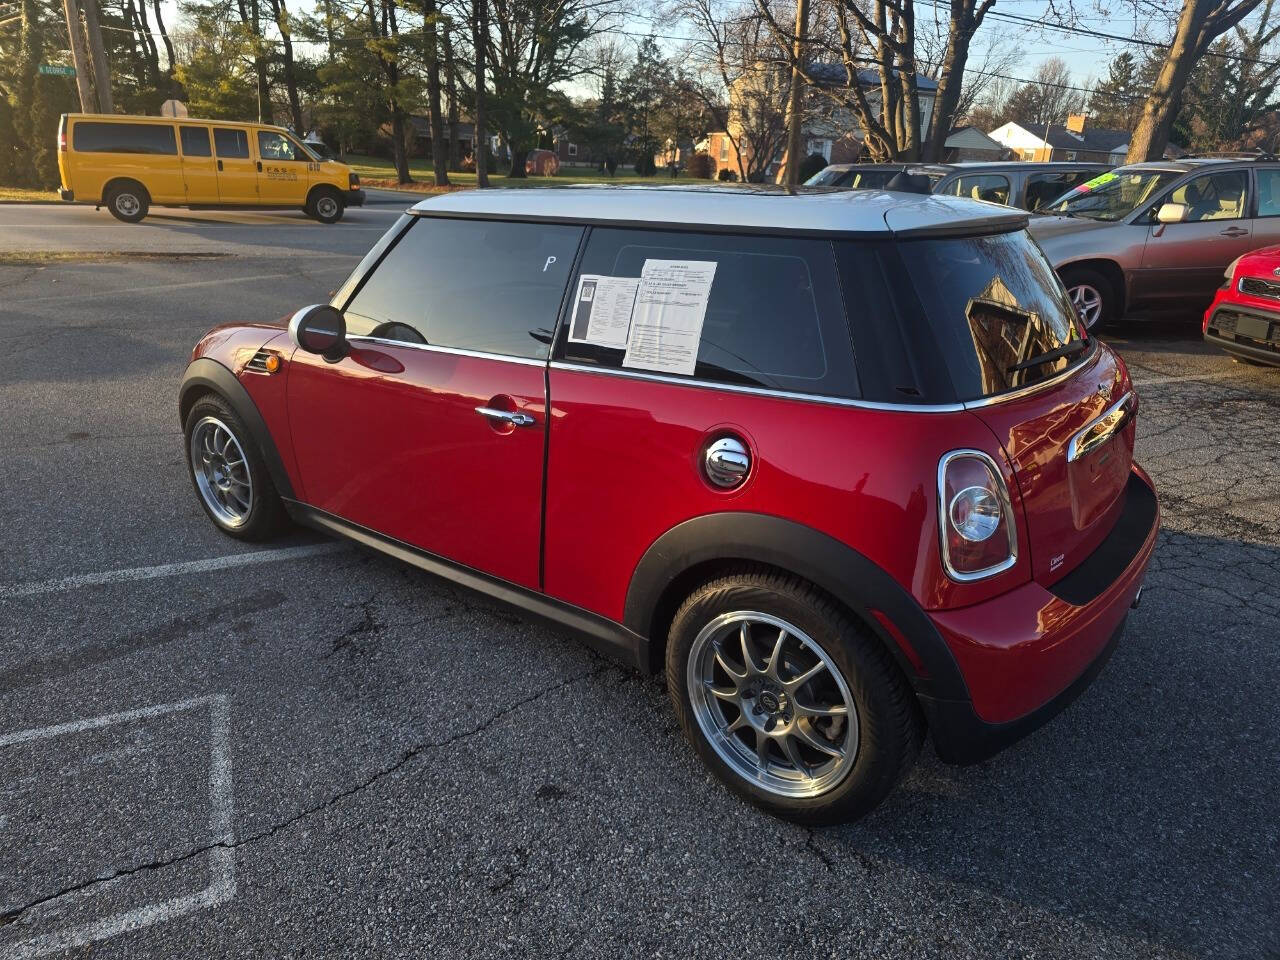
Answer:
[896,230,1090,401]
[73,121,176,155]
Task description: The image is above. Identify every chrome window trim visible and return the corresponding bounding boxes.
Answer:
[937,449,1019,582]
[346,335,549,367]
[546,361,967,412]
[1067,391,1134,463]
[547,355,1090,413]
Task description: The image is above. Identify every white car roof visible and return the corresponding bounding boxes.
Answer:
[408,185,1026,238]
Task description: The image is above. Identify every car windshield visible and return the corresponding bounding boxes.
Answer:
[1044,168,1181,221]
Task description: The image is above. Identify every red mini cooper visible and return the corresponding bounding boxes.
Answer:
[180,186,1159,823]
[1204,245,1280,367]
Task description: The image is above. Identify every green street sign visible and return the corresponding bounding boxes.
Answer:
[38,64,76,76]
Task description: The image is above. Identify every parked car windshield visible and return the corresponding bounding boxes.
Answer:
[900,230,1091,400]
[1043,168,1181,221]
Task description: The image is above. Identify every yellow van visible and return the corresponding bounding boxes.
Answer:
[57,114,364,224]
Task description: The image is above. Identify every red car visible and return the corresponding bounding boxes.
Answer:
[1204,245,1280,367]
[180,187,1159,823]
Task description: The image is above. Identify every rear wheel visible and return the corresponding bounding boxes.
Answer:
[306,187,344,224]
[666,569,923,824]
[184,394,286,540]
[105,182,149,223]
[1060,266,1115,331]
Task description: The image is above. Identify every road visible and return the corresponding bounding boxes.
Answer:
[0,201,1277,959]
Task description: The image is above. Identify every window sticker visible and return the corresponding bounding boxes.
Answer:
[622,259,718,377]
[1077,171,1117,193]
[568,275,641,349]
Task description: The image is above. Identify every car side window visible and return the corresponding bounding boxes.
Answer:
[73,121,176,155]
[1025,171,1094,211]
[556,229,858,398]
[257,131,298,162]
[213,128,250,159]
[944,174,1010,205]
[343,217,583,359]
[180,126,212,157]
[1164,170,1247,222]
[1255,169,1280,216]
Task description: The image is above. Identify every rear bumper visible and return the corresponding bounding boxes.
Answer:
[345,188,366,207]
[59,188,74,202]
[921,465,1160,764]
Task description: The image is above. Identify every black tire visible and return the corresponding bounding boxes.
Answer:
[1059,265,1116,332]
[666,567,924,824]
[105,181,149,223]
[306,187,345,224]
[183,393,287,541]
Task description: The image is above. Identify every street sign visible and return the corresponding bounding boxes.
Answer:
[38,64,76,76]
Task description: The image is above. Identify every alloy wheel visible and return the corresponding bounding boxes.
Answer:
[1069,283,1103,329]
[687,611,858,798]
[189,416,253,527]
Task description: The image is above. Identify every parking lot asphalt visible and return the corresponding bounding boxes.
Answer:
[0,202,1277,959]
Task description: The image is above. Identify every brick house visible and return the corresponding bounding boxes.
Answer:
[987,115,1130,163]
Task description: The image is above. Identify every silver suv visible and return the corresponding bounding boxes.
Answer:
[1030,157,1280,328]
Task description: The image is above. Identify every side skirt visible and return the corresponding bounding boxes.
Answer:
[284,500,651,672]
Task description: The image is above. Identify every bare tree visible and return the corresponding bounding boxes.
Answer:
[673,0,789,180]
[1128,0,1268,159]
[919,0,996,159]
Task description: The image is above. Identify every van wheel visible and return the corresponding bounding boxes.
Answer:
[306,188,344,224]
[183,394,286,541]
[1060,266,1114,331]
[666,569,923,824]
[105,182,149,223]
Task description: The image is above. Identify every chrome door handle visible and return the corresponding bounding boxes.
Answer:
[474,406,535,427]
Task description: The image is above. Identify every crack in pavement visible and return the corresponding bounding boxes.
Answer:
[0,662,609,929]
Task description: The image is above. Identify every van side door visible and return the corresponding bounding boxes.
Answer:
[286,215,582,590]
[69,120,183,203]
[178,125,218,203]
[254,130,311,207]
[212,128,258,205]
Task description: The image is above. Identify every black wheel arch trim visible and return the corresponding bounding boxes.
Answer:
[623,511,970,702]
[179,357,295,500]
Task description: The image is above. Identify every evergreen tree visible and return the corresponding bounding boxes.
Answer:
[1090,53,1144,131]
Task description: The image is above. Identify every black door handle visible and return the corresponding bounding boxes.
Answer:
[256,161,262,172]
[217,159,223,171]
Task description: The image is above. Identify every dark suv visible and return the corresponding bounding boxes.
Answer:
[180,185,1158,823]
[806,161,1108,211]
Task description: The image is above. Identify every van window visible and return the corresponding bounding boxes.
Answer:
[1025,170,1096,211]
[343,217,583,359]
[257,131,298,161]
[73,122,176,155]
[213,128,250,159]
[557,229,858,398]
[943,174,1010,204]
[180,126,212,157]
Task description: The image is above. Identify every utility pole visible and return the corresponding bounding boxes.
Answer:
[780,0,810,186]
[60,0,94,112]
[80,0,112,113]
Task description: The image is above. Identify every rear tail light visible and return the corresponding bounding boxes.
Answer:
[938,450,1018,581]
[58,115,67,152]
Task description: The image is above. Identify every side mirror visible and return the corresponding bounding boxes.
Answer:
[289,304,347,362]
[1155,202,1188,224]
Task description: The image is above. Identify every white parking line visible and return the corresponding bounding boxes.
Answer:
[0,695,235,958]
[1133,368,1258,387]
[0,542,346,599]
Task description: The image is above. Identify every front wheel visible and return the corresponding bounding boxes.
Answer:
[666,569,923,824]
[1060,266,1115,331]
[184,394,286,540]
[306,188,345,224]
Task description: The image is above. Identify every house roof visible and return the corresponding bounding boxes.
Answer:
[945,126,1004,150]
[806,62,940,92]
[1036,123,1130,153]
[407,184,1024,238]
